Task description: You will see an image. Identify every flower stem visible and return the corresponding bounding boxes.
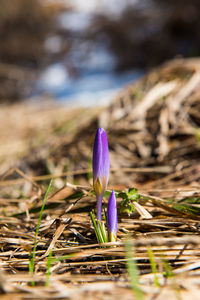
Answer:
[97,193,103,223]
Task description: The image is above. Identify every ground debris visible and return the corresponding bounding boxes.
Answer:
[0,58,200,299]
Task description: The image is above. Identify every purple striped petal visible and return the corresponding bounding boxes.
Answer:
[93,128,110,191]
[107,190,118,241]
[93,128,110,221]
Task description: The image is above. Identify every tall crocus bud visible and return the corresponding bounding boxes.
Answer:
[107,190,118,242]
[93,128,110,222]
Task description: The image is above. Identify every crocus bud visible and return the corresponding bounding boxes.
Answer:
[93,128,110,222]
[107,190,118,242]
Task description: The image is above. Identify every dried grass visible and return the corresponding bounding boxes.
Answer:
[0,58,200,299]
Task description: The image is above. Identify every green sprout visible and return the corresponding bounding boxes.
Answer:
[119,188,140,214]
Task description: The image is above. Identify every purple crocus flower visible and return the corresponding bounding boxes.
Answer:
[107,190,118,242]
[93,128,110,222]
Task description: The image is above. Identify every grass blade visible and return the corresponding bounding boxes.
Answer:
[147,246,160,287]
[46,249,53,287]
[98,220,108,243]
[29,180,53,285]
[125,240,144,300]
[162,256,182,300]
[90,212,104,243]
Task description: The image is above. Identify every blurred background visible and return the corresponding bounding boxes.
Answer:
[1,0,200,106]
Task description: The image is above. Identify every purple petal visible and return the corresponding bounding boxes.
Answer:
[107,190,118,237]
[93,128,110,195]
[92,128,110,222]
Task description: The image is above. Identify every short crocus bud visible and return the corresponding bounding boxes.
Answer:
[107,190,118,242]
[93,128,110,222]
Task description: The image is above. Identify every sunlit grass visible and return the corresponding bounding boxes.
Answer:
[125,240,144,300]
[147,246,160,288]
[29,180,53,285]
